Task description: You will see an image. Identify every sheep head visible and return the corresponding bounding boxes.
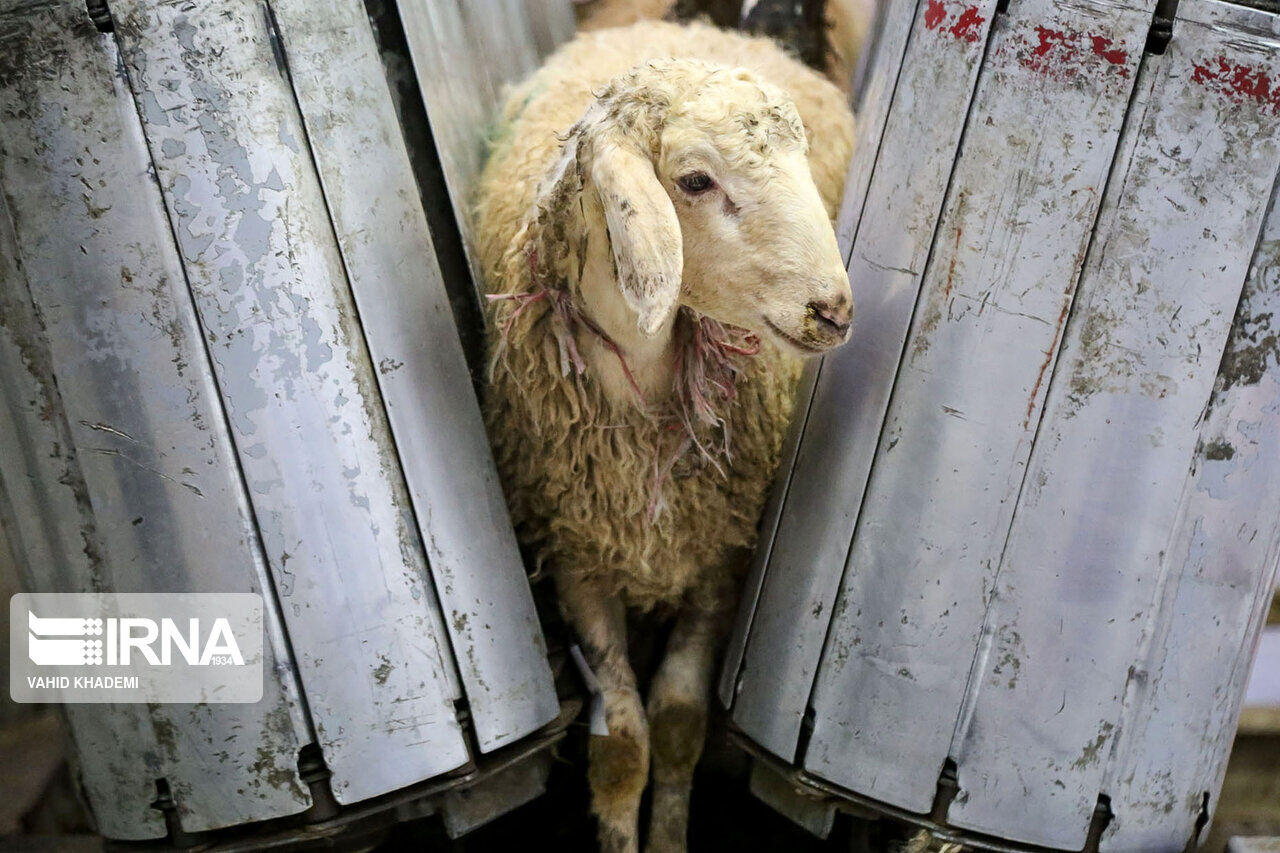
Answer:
[536,58,853,357]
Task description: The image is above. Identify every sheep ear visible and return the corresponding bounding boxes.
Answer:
[591,142,683,337]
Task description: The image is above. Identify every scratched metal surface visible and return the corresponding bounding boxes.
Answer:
[946,1,1280,845]
[802,0,1153,817]
[1093,5,1280,848]
[725,0,1280,846]
[106,0,471,804]
[0,133,168,842]
[723,0,998,755]
[721,0,924,713]
[832,0,929,257]
[0,0,313,836]
[267,0,558,753]
[1100,228,1280,849]
[395,0,575,298]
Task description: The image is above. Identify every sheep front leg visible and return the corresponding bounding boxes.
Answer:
[645,604,725,853]
[557,572,648,853]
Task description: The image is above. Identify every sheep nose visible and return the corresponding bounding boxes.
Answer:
[809,295,852,339]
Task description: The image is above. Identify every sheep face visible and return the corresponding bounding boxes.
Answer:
[580,63,854,356]
[658,100,853,355]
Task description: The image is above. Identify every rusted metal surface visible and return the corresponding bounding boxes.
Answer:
[395,0,575,298]
[0,0,311,836]
[724,0,1280,847]
[102,0,473,804]
[265,0,558,753]
[723,0,1000,756]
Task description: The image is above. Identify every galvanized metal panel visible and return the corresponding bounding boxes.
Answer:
[107,0,471,803]
[0,175,166,842]
[1094,10,1280,846]
[267,0,558,752]
[720,358,819,710]
[721,0,933,712]
[832,0,928,257]
[391,0,568,294]
[0,0,312,835]
[725,0,998,753]
[396,0,575,295]
[395,0,497,293]
[527,0,577,58]
[797,0,1153,816]
[462,2,542,92]
[947,2,1280,845]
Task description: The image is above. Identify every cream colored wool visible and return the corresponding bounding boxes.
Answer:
[478,21,853,612]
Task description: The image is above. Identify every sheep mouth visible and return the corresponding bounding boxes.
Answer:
[763,316,827,355]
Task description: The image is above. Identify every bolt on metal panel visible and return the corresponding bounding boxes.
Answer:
[265,0,558,753]
[724,0,1000,757]
[105,0,471,804]
[0,0,312,835]
[395,0,576,300]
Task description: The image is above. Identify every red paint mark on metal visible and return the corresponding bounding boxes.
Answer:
[1031,25,1069,57]
[924,0,946,30]
[1015,25,1131,79]
[1089,35,1127,66]
[1191,56,1280,113]
[949,6,986,42]
[923,1,984,42]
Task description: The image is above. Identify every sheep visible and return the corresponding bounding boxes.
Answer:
[477,20,854,853]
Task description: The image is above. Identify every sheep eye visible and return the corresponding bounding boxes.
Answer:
[677,172,713,194]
